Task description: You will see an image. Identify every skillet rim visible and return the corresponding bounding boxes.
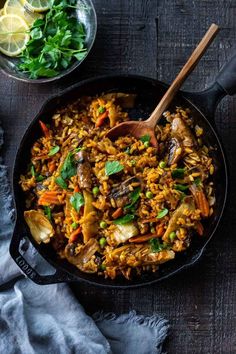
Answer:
[10,74,228,288]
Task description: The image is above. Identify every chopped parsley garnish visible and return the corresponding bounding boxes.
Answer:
[172,168,185,179]
[140,134,151,144]
[149,238,166,253]
[124,187,141,210]
[174,184,189,192]
[194,177,202,186]
[105,161,124,176]
[156,208,169,219]
[60,152,77,180]
[55,176,68,189]
[48,145,60,156]
[70,192,84,212]
[44,206,52,221]
[113,214,135,225]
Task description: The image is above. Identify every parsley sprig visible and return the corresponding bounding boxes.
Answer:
[18,0,87,79]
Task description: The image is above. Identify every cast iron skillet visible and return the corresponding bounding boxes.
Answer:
[9,54,236,288]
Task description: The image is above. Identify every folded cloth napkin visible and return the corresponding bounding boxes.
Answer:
[0,125,169,354]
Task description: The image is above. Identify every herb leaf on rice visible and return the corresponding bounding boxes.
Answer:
[105,161,124,176]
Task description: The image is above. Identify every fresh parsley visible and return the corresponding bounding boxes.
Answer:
[55,176,68,189]
[36,175,46,182]
[156,208,169,219]
[194,177,202,186]
[44,206,52,221]
[113,214,135,225]
[61,152,77,180]
[70,192,84,212]
[17,0,87,79]
[174,184,189,192]
[140,135,150,143]
[30,165,45,181]
[124,187,141,210]
[48,145,60,156]
[171,168,185,179]
[105,161,124,176]
[149,238,166,253]
[31,165,36,177]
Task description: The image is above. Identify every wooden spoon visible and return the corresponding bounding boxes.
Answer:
[107,24,219,146]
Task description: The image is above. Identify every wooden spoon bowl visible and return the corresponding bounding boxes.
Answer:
[107,24,219,146]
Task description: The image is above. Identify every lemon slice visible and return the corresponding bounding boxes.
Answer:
[4,0,43,26]
[0,14,29,57]
[24,0,51,13]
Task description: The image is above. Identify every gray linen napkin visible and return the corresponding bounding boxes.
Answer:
[0,125,169,354]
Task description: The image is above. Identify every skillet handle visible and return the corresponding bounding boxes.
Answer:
[215,53,236,95]
[182,53,236,118]
[9,224,77,285]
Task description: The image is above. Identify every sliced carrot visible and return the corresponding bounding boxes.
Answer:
[156,224,165,237]
[112,207,123,219]
[96,110,109,127]
[33,154,50,161]
[197,191,210,218]
[69,226,82,243]
[38,191,62,206]
[74,185,80,193]
[195,221,204,236]
[142,218,158,224]
[129,233,158,243]
[190,185,209,218]
[48,161,56,174]
[39,120,50,138]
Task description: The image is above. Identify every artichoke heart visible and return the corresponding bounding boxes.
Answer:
[113,222,139,245]
[24,210,54,244]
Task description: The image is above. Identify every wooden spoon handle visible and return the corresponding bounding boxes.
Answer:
[147,23,219,128]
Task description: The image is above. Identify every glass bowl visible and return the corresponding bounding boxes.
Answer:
[0,0,97,83]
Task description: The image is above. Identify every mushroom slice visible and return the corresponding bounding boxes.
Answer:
[102,93,137,108]
[24,210,54,244]
[171,117,196,148]
[162,197,195,242]
[75,150,92,190]
[65,238,99,268]
[168,137,182,165]
[110,177,141,208]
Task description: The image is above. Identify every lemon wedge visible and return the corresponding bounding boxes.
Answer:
[0,14,29,57]
[4,0,43,26]
[24,0,51,13]
[0,9,4,16]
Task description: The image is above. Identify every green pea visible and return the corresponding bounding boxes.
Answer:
[92,186,99,196]
[71,222,78,230]
[99,237,107,248]
[100,264,106,271]
[100,221,107,229]
[146,191,153,199]
[144,141,150,148]
[159,161,166,169]
[98,106,105,114]
[169,231,176,241]
[151,227,155,233]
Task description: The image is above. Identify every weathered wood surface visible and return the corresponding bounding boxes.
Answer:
[1,0,236,352]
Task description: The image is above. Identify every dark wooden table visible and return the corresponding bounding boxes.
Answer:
[1,1,236,353]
